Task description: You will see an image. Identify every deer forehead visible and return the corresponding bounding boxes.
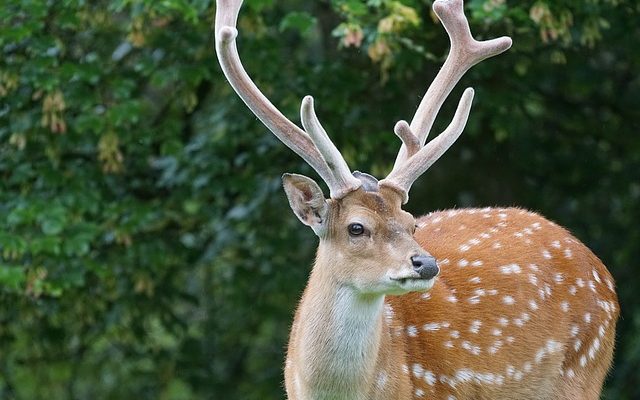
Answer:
[332,190,415,231]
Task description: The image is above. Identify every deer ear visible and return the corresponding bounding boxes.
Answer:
[282,173,329,236]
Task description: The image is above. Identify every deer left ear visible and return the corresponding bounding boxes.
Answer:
[282,173,329,236]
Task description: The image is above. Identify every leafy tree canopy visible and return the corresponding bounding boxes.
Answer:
[1,0,638,398]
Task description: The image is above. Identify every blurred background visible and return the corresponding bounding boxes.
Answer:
[1,0,638,398]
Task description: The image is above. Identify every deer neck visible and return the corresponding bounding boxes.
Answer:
[291,265,394,400]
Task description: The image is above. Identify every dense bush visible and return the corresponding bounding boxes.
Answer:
[1,0,638,398]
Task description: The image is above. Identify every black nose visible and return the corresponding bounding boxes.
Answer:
[411,255,439,280]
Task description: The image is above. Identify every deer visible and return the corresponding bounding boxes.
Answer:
[215,0,619,399]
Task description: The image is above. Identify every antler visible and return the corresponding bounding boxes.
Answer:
[379,0,512,203]
[215,0,361,198]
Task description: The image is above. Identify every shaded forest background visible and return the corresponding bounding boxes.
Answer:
[1,0,639,398]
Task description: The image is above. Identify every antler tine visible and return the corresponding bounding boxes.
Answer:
[393,121,420,158]
[300,96,362,198]
[215,0,361,198]
[381,88,474,203]
[391,0,511,168]
[381,0,511,203]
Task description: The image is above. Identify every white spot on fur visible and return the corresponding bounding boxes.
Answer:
[412,363,424,378]
[569,285,577,295]
[461,341,481,355]
[423,322,442,331]
[584,313,592,324]
[546,339,562,353]
[542,249,552,259]
[502,295,515,305]
[570,325,579,337]
[538,288,546,300]
[487,340,503,354]
[564,248,573,259]
[469,277,481,284]
[500,263,521,274]
[469,320,482,334]
[589,339,601,359]
[528,299,538,311]
[376,370,388,389]
[561,301,570,312]
[471,260,483,267]
[506,365,515,377]
[458,259,469,267]
[599,325,606,338]
[535,348,546,363]
[407,325,418,337]
[606,279,614,292]
[424,370,436,385]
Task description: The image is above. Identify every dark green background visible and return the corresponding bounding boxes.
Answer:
[1,0,638,398]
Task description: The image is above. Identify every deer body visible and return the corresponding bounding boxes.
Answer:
[214,0,619,398]
[285,205,618,400]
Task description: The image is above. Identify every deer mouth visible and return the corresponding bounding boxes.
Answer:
[392,277,422,284]
[389,275,436,292]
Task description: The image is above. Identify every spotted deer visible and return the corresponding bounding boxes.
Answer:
[215,0,619,399]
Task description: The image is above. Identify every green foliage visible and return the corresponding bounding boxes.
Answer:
[1,0,639,398]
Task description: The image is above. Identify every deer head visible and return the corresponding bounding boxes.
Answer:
[215,0,512,296]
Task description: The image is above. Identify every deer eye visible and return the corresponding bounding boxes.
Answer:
[348,223,365,236]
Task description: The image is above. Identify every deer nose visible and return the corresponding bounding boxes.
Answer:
[411,255,439,280]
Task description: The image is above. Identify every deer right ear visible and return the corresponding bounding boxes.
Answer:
[282,173,329,236]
